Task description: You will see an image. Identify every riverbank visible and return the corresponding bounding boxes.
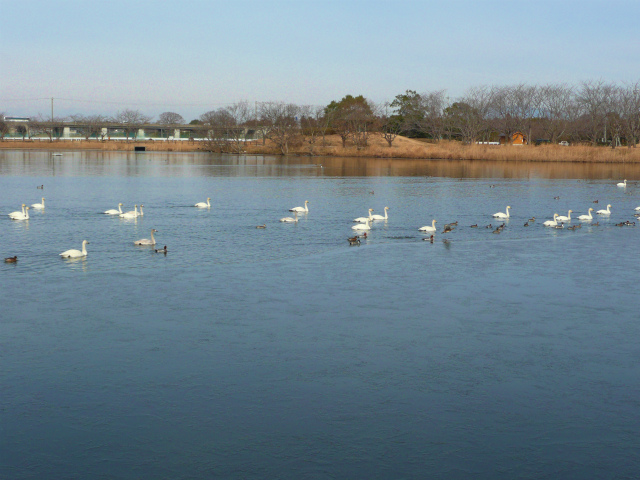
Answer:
[2,136,639,163]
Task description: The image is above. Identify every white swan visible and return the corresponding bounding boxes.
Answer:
[492,206,511,218]
[8,204,27,220]
[371,206,389,220]
[556,210,572,222]
[195,198,211,208]
[31,197,45,209]
[352,219,371,231]
[419,219,437,232]
[577,208,593,221]
[289,200,309,213]
[138,204,144,217]
[60,240,89,258]
[596,204,612,215]
[120,204,138,219]
[134,229,157,245]
[543,214,559,227]
[354,208,374,223]
[634,206,640,211]
[617,179,627,187]
[280,211,298,223]
[104,203,123,215]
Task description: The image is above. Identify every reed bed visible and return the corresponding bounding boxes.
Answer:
[3,137,640,163]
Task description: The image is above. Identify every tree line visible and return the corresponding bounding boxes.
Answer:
[2,80,639,150]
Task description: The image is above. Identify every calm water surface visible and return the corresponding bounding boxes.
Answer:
[1,151,639,479]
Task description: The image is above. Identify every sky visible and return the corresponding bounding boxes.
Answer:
[1,0,639,122]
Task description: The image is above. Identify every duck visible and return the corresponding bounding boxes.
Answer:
[195,198,211,208]
[418,219,437,232]
[554,223,564,229]
[155,246,168,253]
[354,209,374,223]
[37,185,44,189]
[524,222,529,227]
[485,224,493,229]
[134,229,158,245]
[442,225,454,233]
[9,205,29,221]
[492,206,511,218]
[543,214,559,227]
[351,219,371,231]
[104,203,124,215]
[617,179,627,187]
[593,222,599,226]
[370,206,389,221]
[31,197,45,209]
[60,240,89,258]
[348,236,361,246]
[596,204,612,215]
[470,224,478,228]
[120,204,138,219]
[528,217,536,222]
[593,200,599,203]
[289,200,309,213]
[577,208,594,221]
[553,196,560,200]
[280,212,299,223]
[556,210,572,222]
[492,228,501,234]
[4,256,17,263]
[256,224,266,229]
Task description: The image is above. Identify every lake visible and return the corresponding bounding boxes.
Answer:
[1,150,639,479]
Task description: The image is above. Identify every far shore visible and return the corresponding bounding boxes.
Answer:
[2,136,640,163]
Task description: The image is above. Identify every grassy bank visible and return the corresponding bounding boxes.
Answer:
[2,136,640,163]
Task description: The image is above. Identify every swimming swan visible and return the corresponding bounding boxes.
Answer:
[556,210,572,222]
[9,205,29,221]
[354,209,374,223]
[596,204,612,215]
[492,206,511,218]
[280,211,298,223]
[104,203,123,215]
[289,200,309,213]
[8,204,27,219]
[31,197,45,209]
[120,205,138,219]
[134,229,158,245]
[543,214,559,227]
[617,179,627,187]
[351,219,371,231]
[419,220,437,232]
[60,240,89,258]
[577,208,594,221]
[195,198,211,208]
[371,206,389,220]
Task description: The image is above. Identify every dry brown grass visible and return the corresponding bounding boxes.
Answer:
[2,136,640,163]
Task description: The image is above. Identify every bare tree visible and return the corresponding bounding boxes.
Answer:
[112,109,152,141]
[576,80,615,145]
[299,105,328,155]
[157,112,185,125]
[69,114,107,140]
[199,102,251,153]
[421,90,449,141]
[538,84,577,143]
[448,86,493,144]
[29,114,67,142]
[488,85,521,145]
[620,82,640,148]
[377,103,402,147]
[0,113,8,140]
[259,102,301,155]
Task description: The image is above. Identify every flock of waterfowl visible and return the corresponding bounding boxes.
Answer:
[4,179,638,262]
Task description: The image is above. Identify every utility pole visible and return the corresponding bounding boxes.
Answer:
[51,97,54,122]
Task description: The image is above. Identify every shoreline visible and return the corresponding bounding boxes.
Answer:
[1,137,640,163]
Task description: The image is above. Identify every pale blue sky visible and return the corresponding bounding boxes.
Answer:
[1,0,639,121]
